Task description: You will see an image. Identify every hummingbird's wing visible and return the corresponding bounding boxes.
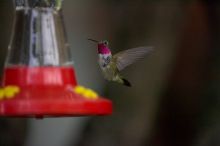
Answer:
[113,46,153,71]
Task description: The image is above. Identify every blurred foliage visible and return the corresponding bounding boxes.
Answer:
[0,118,27,146]
[0,1,13,76]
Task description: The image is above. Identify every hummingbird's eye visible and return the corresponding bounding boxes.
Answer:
[103,41,108,45]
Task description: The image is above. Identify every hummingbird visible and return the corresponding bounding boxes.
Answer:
[88,39,153,87]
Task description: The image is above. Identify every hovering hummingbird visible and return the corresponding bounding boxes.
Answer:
[88,39,153,87]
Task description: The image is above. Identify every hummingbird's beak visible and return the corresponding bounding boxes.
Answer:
[88,38,99,43]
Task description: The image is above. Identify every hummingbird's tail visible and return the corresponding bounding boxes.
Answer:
[122,78,132,87]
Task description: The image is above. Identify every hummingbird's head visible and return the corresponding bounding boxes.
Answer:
[88,39,111,55]
[97,40,111,54]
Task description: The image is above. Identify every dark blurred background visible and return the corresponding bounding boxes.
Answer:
[0,0,220,146]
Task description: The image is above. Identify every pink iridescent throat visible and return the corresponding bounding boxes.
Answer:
[98,43,111,54]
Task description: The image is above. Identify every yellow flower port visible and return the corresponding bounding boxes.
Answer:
[0,86,20,100]
[74,86,98,100]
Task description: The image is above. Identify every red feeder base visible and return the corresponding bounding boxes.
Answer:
[0,67,112,118]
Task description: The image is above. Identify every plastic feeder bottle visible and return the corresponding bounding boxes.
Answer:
[0,0,112,118]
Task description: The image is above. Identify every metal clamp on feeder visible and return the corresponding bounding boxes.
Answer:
[15,0,63,10]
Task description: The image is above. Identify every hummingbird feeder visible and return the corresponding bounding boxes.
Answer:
[0,0,112,118]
